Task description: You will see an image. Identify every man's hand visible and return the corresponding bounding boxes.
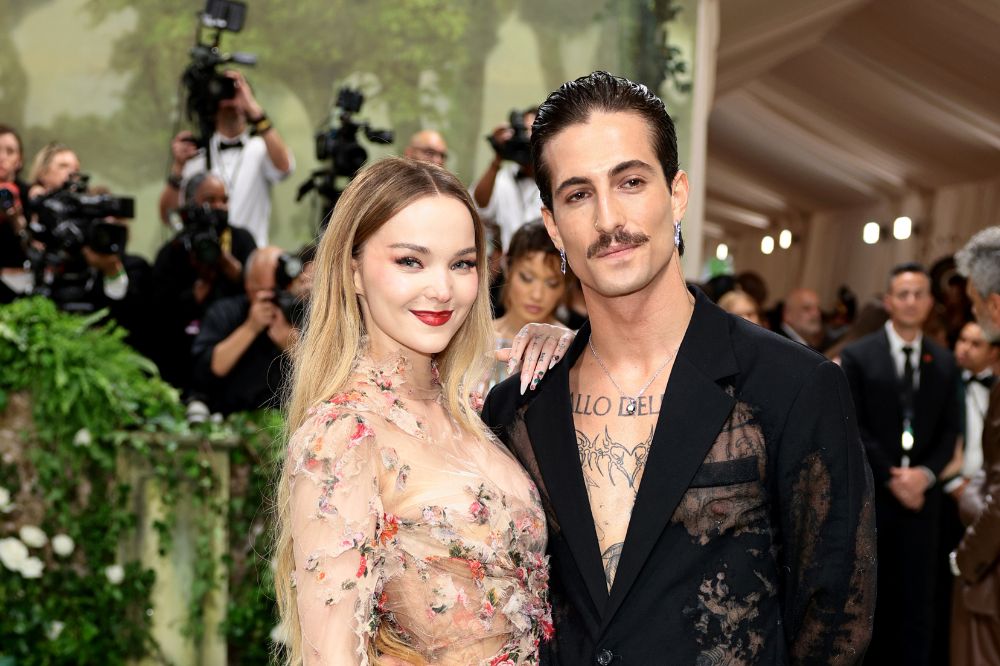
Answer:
[82,247,124,278]
[226,70,264,120]
[267,306,298,351]
[889,466,930,511]
[171,131,198,171]
[489,124,513,160]
[246,290,277,333]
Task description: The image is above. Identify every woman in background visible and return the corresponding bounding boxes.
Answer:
[718,289,763,327]
[27,142,80,198]
[276,157,553,665]
[487,222,572,392]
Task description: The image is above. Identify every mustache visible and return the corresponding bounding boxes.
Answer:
[586,228,651,259]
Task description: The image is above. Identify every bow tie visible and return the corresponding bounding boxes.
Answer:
[218,139,244,152]
[966,374,997,389]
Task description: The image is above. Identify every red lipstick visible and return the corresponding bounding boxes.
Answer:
[411,310,453,326]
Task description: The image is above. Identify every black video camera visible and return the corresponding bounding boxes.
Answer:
[297,88,393,216]
[30,175,133,256]
[273,252,305,327]
[181,1,256,162]
[179,203,229,266]
[488,109,533,166]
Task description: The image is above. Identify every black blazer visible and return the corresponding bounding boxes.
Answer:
[839,329,960,486]
[482,289,876,665]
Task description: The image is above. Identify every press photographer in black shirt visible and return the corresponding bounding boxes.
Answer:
[151,172,256,394]
[191,245,304,414]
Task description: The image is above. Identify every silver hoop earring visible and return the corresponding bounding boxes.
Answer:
[673,220,682,248]
[559,248,567,275]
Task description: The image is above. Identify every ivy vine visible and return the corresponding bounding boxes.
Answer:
[0,298,281,664]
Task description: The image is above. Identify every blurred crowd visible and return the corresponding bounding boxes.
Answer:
[2,73,998,664]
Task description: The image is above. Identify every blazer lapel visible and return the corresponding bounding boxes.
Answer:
[524,321,609,612]
[602,290,738,628]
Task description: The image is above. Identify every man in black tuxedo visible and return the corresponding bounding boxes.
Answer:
[840,262,961,666]
[482,72,875,665]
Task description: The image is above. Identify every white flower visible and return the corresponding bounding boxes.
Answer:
[19,556,44,578]
[0,486,12,513]
[105,564,125,585]
[0,537,29,572]
[73,428,92,447]
[46,621,65,640]
[51,534,75,557]
[19,524,48,548]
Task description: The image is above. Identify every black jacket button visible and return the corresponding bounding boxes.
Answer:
[596,648,614,665]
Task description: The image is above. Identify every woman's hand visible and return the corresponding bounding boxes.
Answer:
[496,323,575,395]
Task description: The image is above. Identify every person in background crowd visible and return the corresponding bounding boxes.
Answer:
[159,69,294,247]
[951,226,1000,665]
[485,222,571,391]
[0,125,29,291]
[841,262,961,666]
[778,287,833,351]
[403,129,449,168]
[718,288,763,326]
[26,142,80,199]
[151,173,256,396]
[472,106,542,251]
[934,320,1000,662]
[735,270,768,316]
[191,245,302,415]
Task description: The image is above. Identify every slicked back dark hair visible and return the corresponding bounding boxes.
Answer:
[530,71,679,210]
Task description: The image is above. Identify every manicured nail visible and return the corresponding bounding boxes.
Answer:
[549,354,560,370]
[531,371,544,390]
[520,374,528,395]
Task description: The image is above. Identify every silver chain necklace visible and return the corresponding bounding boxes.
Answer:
[588,338,675,415]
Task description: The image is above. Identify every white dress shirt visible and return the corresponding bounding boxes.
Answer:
[473,163,543,251]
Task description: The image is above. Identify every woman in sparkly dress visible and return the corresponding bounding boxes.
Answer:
[275,157,553,665]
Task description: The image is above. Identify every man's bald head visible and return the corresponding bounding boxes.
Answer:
[404,130,449,167]
[245,246,284,296]
[783,288,823,338]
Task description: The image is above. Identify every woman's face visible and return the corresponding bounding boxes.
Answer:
[353,195,480,359]
[0,133,21,182]
[40,150,80,191]
[506,251,565,324]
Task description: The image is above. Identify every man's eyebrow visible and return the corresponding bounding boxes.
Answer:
[554,176,592,197]
[608,159,655,178]
[388,243,429,254]
[554,160,656,197]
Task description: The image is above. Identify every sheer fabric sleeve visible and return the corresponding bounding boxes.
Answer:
[778,361,876,664]
[289,409,380,666]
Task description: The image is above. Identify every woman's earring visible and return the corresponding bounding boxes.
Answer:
[559,248,567,275]
[673,220,682,248]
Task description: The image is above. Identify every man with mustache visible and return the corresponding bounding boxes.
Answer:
[481,72,876,664]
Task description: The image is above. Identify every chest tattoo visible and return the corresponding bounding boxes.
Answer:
[576,424,654,491]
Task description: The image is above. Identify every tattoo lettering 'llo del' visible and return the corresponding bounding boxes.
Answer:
[571,392,663,417]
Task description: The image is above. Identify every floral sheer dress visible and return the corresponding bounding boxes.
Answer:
[287,354,552,665]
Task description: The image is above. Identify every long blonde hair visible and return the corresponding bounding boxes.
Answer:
[275,157,494,665]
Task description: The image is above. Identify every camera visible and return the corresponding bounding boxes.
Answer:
[25,175,135,312]
[0,184,18,215]
[297,87,393,217]
[273,252,305,327]
[30,176,133,256]
[181,0,256,161]
[488,109,533,166]
[179,203,229,266]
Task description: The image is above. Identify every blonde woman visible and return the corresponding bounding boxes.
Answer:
[27,142,80,199]
[277,157,554,665]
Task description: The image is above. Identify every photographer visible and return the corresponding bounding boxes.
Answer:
[26,142,80,200]
[151,172,256,394]
[159,70,294,247]
[403,129,449,168]
[191,245,304,414]
[471,107,542,252]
